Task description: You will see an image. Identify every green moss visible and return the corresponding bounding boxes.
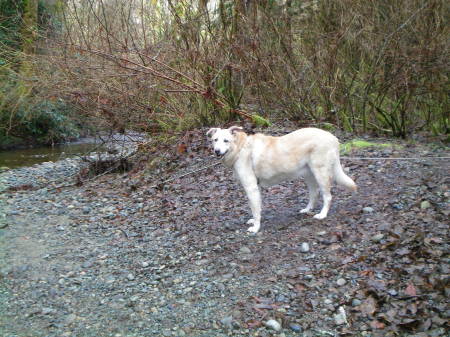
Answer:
[251,114,271,127]
[340,139,393,154]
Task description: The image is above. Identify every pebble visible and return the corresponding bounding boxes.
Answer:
[82,207,91,214]
[127,273,135,281]
[41,307,56,315]
[420,200,431,209]
[220,316,233,329]
[336,278,347,286]
[388,289,398,296]
[363,207,374,213]
[65,313,77,324]
[239,246,251,254]
[317,231,327,236]
[300,242,310,253]
[265,319,282,331]
[333,306,347,325]
[371,233,384,242]
[352,299,362,306]
[288,323,302,332]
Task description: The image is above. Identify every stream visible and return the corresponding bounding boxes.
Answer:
[0,132,146,170]
[0,142,104,169]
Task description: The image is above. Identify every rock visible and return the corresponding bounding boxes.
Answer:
[220,316,233,329]
[363,207,374,213]
[333,306,348,325]
[352,299,362,306]
[127,273,135,281]
[317,231,327,236]
[65,313,77,324]
[336,278,347,286]
[265,319,282,331]
[82,261,93,268]
[324,298,333,305]
[371,233,384,242]
[388,289,398,296]
[288,323,302,332]
[41,307,56,315]
[420,200,431,209]
[141,261,149,268]
[82,207,91,214]
[239,246,251,254]
[300,242,310,252]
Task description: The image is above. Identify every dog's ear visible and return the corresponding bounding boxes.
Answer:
[206,128,218,138]
[229,126,243,134]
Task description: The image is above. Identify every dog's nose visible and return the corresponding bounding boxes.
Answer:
[215,149,221,156]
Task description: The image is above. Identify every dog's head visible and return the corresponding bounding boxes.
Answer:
[206,126,243,157]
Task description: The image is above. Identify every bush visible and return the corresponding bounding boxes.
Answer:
[0,71,80,147]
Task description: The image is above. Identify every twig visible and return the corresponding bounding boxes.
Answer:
[147,161,221,189]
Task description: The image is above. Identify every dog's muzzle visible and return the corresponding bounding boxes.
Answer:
[215,149,227,157]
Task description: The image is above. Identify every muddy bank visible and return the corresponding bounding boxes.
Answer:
[0,130,448,337]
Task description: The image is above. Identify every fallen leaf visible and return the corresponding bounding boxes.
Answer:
[359,296,377,316]
[245,319,262,328]
[177,143,187,154]
[405,283,417,296]
[369,320,385,329]
[424,237,443,245]
[407,302,418,315]
[295,283,307,292]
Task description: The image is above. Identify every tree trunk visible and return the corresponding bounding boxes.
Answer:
[19,0,38,90]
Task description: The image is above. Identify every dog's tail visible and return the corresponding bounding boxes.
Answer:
[334,157,357,192]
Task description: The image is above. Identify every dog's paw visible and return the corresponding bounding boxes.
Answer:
[246,219,260,233]
[247,225,260,233]
[313,213,327,220]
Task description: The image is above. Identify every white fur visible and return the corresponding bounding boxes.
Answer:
[207,126,357,233]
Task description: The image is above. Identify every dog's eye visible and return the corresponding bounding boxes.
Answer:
[224,139,229,143]
[214,138,218,142]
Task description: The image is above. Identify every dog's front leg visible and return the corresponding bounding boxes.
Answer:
[243,182,262,233]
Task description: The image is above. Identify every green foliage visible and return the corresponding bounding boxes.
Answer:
[0,0,73,148]
[0,68,79,147]
[340,139,392,155]
[0,0,24,50]
[251,114,271,127]
[0,97,80,147]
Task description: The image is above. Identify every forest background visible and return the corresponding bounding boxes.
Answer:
[0,0,448,148]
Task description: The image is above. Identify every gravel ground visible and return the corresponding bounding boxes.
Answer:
[0,130,448,337]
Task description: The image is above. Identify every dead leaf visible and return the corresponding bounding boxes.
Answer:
[177,143,187,154]
[295,283,307,292]
[245,319,262,328]
[369,320,385,329]
[424,237,443,245]
[359,296,377,316]
[360,270,374,278]
[405,283,417,296]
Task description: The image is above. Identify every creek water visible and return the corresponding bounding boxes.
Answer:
[0,142,104,169]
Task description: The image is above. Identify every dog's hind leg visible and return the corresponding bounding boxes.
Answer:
[300,171,319,214]
[310,165,332,220]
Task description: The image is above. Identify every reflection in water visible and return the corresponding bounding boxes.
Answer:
[0,143,104,169]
